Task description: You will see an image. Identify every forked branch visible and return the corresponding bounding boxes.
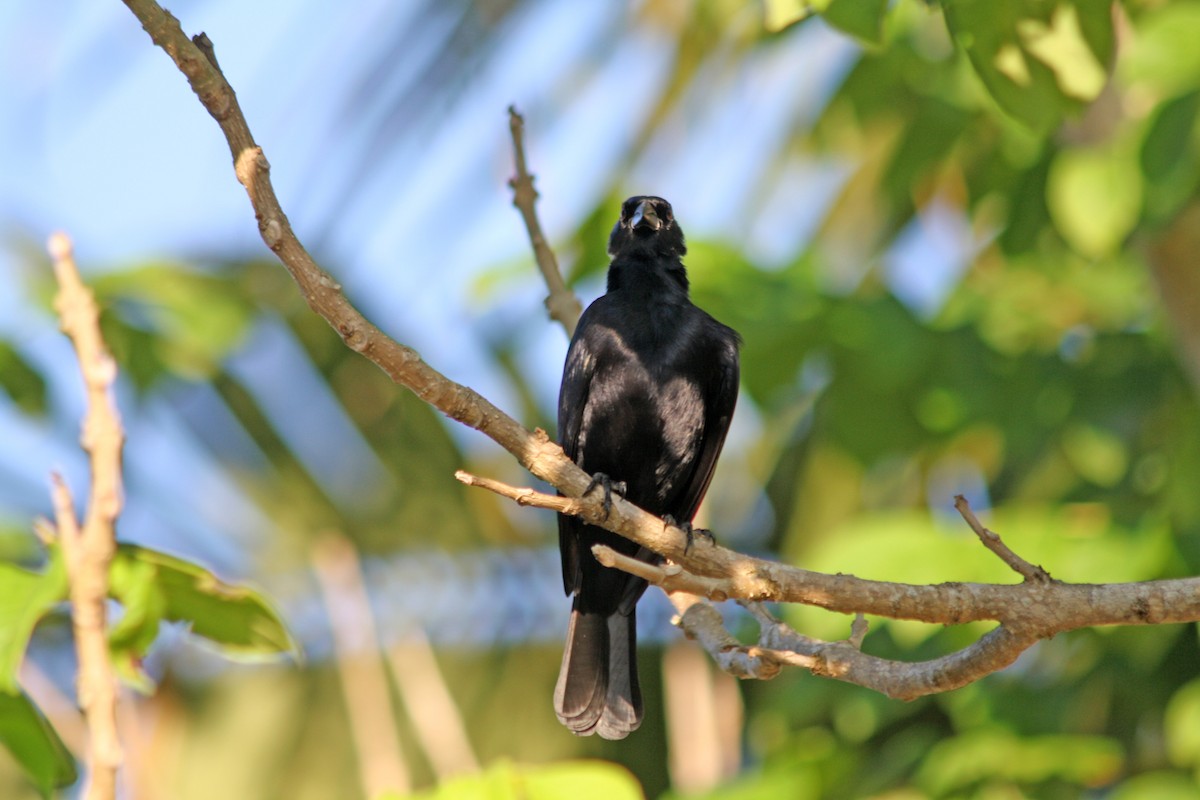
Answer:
[118,0,1200,699]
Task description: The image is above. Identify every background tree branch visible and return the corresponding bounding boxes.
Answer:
[47,232,124,800]
[507,106,582,336]
[118,0,1200,701]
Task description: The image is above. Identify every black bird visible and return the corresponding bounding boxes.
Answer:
[554,196,740,739]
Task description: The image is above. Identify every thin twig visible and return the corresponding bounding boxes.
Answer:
[48,232,124,800]
[507,106,582,336]
[954,495,1052,583]
[591,544,731,601]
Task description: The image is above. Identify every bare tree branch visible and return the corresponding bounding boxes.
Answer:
[119,0,600,524]
[117,0,1200,699]
[507,106,582,336]
[456,471,1200,628]
[954,495,1051,583]
[48,232,124,800]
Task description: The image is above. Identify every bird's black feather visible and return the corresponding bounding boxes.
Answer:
[554,196,740,739]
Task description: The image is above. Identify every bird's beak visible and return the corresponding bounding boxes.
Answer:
[631,200,662,231]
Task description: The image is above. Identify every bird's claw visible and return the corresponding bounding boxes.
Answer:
[584,473,627,520]
[663,515,715,555]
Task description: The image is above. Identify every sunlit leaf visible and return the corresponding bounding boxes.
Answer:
[107,554,167,693]
[1046,145,1143,258]
[1122,2,1200,98]
[763,0,816,33]
[1165,678,1200,769]
[916,728,1122,794]
[1109,771,1200,800]
[944,0,1112,130]
[0,690,77,796]
[0,555,67,692]
[386,759,644,800]
[1062,423,1128,487]
[109,544,298,663]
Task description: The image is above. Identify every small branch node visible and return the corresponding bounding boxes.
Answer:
[848,614,869,649]
[191,32,218,67]
[263,218,284,250]
[954,495,1052,583]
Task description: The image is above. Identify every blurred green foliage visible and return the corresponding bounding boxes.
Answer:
[6,0,1200,798]
[382,759,643,800]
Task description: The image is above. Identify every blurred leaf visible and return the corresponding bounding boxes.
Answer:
[1046,145,1142,258]
[916,728,1122,795]
[1109,771,1200,800]
[1122,2,1200,98]
[821,0,888,45]
[388,759,644,800]
[1165,678,1200,769]
[791,505,1174,643]
[0,690,77,797]
[944,0,1111,130]
[107,554,166,693]
[0,555,67,692]
[763,0,816,34]
[882,98,971,214]
[1062,423,1127,487]
[109,544,298,667]
[95,263,256,386]
[661,765,818,800]
[1140,91,1200,222]
[0,341,47,415]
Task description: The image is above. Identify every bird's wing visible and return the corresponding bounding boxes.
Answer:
[556,320,598,595]
[672,329,741,523]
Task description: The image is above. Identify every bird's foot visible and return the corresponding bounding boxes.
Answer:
[584,473,627,520]
[663,515,715,555]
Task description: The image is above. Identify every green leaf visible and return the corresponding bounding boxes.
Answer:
[388,759,644,800]
[1122,2,1200,98]
[763,0,816,33]
[107,555,167,693]
[110,544,298,662]
[1062,423,1128,487]
[1110,771,1200,800]
[916,728,1122,794]
[1140,91,1200,222]
[0,554,68,692]
[944,0,1112,130]
[1046,145,1143,258]
[0,690,77,796]
[1165,678,1200,769]
[0,341,47,415]
[94,263,256,387]
[821,0,888,45]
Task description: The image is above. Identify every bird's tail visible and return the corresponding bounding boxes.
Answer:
[554,604,642,740]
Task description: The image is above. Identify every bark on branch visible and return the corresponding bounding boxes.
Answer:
[48,232,124,800]
[118,0,1200,699]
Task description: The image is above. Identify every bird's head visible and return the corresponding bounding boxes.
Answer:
[607,196,686,261]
